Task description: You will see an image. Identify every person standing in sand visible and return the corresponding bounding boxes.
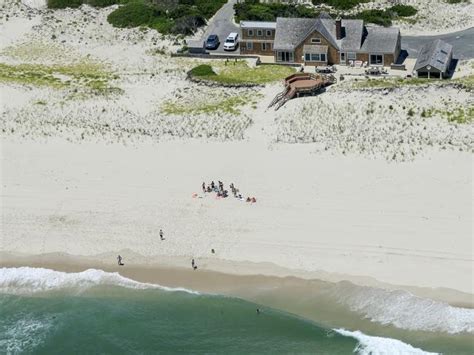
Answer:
[160,229,164,241]
[117,255,124,266]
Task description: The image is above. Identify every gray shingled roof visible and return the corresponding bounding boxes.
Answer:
[414,39,453,72]
[360,26,400,53]
[339,19,364,51]
[273,16,399,54]
[273,17,315,51]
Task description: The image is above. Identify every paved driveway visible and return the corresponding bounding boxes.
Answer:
[202,0,241,54]
[402,27,474,59]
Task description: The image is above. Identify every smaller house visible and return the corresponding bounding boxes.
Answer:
[240,21,276,56]
[414,39,453,79]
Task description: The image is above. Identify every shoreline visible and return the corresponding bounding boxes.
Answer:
[2,251,474,352]
[1,251,472,309]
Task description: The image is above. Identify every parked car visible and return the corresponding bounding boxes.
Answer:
[223,32,239,51]
[204,35,220,50]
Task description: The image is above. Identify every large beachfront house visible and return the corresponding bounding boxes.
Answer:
[240,15,401,67]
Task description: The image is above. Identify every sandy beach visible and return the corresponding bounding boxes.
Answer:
[1,0,473,351]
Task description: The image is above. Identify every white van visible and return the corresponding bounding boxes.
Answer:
[223,32,239,51]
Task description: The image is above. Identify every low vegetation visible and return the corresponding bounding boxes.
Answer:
[235,0,417,27]
[311,0,369,10]
[47,0,227,35]
[189,61,295,85]
[0,62,119,95]
[351,77,438,89]
[161,91,259,116]
[234,0,324,22]
[421,107,473,124]
[47,0,119,9]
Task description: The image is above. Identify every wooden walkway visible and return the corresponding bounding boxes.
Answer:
[268,73,335,110]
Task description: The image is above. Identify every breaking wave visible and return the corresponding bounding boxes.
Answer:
[335,329,439,355]
[332,281,474,334]
[0,267,199,295]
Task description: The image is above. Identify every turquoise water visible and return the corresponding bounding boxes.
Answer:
[1,267,472,354]
[1,287,357,354]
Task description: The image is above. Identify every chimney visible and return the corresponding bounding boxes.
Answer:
[336,17,342,40]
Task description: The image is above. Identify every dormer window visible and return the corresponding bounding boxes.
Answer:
[311,38,321,44]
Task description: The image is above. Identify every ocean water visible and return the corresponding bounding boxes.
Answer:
[0,267,472,354]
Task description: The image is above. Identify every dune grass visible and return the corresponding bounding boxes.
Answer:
[190,61,295,85]
[161,92,260,116]
[352,77,440,89]
[0,62,119,95]
[421,106,474,124]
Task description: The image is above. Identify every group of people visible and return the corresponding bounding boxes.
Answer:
[201,180,256,203]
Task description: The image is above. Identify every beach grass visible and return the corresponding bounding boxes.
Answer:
[351,77,438,89]
[161,91,260,116]
[190,61,295,85]
[0,62,119,95]
[421,106,474,124]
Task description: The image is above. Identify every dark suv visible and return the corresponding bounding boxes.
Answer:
[205,35,220,50]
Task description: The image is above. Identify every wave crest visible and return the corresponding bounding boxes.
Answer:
[335,329,439,355]
[0,267,199,295]
[333,282,474,334]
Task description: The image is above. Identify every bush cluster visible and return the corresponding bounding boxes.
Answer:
[47,0,226,35]
[235,0,417,27]
[234,0,323,22]
[311,0,369,10]
[189,64,216,77]
[107,0,224,34]
[390,4,418,17]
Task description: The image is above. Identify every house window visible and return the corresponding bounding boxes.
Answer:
[266,30,272,37]
[311,38,321,44]
[246,42,253,50]
[248,29,254,37]
[305,53,326,62]
[257,29,263,36]
[262,42,271,51]
[347,52,357,60]
[370,54,383,65]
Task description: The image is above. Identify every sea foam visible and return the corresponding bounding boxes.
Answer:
[335,329,439,355]
[0,267,199,295]
[332,282,474,334]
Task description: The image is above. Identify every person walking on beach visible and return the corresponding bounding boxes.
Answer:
[160,229,164,241]
[202,182,206,193]
[117,255,124,266]
[191,259,197,270]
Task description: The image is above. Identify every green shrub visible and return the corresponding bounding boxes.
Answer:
[47,0,119,8]
[234,1,324,22]
[47,0,83,9]
[107,2,158,28]
[390,4,417,17]
[353,9,392,26]
[311,0,369,10]
[190,64,216,77]
[86,0,119,7]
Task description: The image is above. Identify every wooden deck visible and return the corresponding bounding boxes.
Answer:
[268,73,335,110]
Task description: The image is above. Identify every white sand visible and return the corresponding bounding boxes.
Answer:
[1,139,472,295]
[0,1,473,299]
